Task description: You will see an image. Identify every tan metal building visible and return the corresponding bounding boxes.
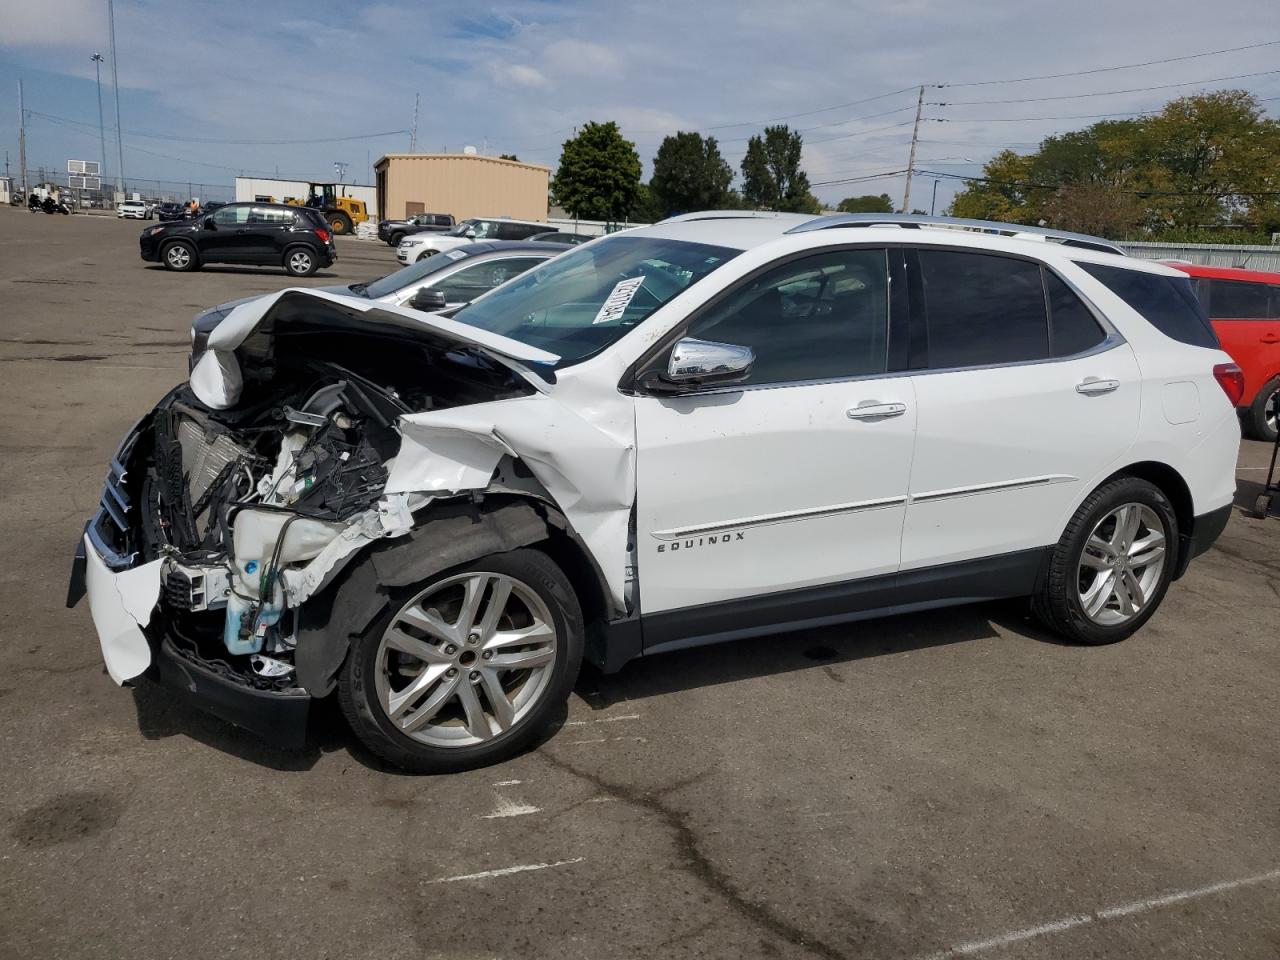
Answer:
[373,154,550,223]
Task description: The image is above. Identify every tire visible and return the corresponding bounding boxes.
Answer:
[329,212,353,235]
[1032,477,1178,645]
[415,249,437,263]
[283,246,318,277]
[338,548,584,773]
[1244,376,1279,443]
[388,232,404,247]
[1253,494,1273,519]
[161,241,197,272]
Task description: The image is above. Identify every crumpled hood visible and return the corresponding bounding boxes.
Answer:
[189,287,560,409]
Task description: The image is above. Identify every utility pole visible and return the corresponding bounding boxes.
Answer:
[410,93,420,152]
[901,84,924,214]
[17,79,27,198]
[107,0,126,197]
[930,178,940,216]
[91,54,107,181]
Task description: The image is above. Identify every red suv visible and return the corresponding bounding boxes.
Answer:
[1169,262,1280,441]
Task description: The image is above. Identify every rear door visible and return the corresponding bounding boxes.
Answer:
[1202,278,1280,410]
[901,248,1141,572]
[247,206,297,259]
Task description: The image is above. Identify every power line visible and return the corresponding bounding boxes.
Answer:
[933,69,1280,106]
[942,38,1280,88]
[27,109,408,145]
[938,109,1162,123]
[811,168,909,187]
[917,168,1280,197]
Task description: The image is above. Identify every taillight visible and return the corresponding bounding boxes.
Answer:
[315,227,331,243]
[1212,362,1245,406]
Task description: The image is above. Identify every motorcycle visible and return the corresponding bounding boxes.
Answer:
[40,197,71,215]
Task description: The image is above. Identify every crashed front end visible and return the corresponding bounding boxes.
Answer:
[69,289,633,747]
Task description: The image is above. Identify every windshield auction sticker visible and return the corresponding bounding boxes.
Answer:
[593,276,645,324]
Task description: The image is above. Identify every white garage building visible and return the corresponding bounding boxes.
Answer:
[233,177,379,219]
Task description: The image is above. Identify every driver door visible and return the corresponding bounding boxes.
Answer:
[633,248,916,619]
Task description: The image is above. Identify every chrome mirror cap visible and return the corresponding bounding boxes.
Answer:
[667,338,754,383]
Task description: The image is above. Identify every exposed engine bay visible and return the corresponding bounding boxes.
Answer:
[100,321,536,693]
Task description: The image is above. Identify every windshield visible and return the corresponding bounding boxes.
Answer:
[449,234,739,365]
[448,218,480,237]
[361,249,474,299]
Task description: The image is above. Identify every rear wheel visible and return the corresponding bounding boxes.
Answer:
[1245,376,1279,442]
[329,212,353,235]
[1033,477,1177,645]
[161,241,197,272]
[338,549,583,773]
[283,246,318,277]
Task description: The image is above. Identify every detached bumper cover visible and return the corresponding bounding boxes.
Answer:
[82,534,162,684]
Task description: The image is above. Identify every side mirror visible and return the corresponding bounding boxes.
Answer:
[409,288,448,312]
[464,228,476,239]
[640,337,754,393]
[203,216,216,229]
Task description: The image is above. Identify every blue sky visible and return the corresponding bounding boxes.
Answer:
[2,0,1278,209]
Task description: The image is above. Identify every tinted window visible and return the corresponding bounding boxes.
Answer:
[1046,272,1107,356]
[496,222,546,240]
[686,250,888,385]
[452,235,738,364]
[917,250,1048,368]
[250,206,294,225]
[1208,279,1271,319]
[1079,263,1218,349]
[212,205,251,226]
[431,257,546,302]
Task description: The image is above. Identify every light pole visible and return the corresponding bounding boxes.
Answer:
[90,54,107,185]
[917,159,974,217]
[107,0,126,197]
[931,179,940,216]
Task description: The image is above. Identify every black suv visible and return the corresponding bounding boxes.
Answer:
[155,202,188,222]
[139,202,337,276]
[377,212,455,246]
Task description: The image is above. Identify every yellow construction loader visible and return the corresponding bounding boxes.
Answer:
[284,183,368,235]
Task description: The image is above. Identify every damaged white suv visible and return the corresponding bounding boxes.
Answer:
[70,212,1239,772]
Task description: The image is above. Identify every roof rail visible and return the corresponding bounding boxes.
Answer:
[657,210,812,225]
[784,213,1125,256]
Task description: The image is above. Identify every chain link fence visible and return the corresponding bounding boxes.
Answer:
[11,169,235,210]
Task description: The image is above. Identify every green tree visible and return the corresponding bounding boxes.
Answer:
[649,131,734,216]
[551,121,643,222]
[629,182,666,224]
[498,153,520,162]
[740,125,813,212]
[836,193,894,213]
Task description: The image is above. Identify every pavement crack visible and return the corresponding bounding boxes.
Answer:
[538,749,849,960]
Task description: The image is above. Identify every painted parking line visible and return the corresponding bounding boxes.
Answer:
[920,867,1280,959]
[479,795,541,819]
[424,857,586,884]
[563,714,641,726]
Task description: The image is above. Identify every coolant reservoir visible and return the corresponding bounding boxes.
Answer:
[231,509,346,599]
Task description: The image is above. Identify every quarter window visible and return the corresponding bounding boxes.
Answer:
[917,250,1048,368]
[685,249,889,385]
[1046,272,1107,357]
[1079,263,1218,349]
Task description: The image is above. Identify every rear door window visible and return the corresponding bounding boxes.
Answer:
[1078,263,1218,348]
[1207,279,1271,319]
[915,249,1048,368]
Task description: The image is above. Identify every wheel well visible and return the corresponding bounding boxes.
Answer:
[536,526,609,629]
[1106,460,1194,563]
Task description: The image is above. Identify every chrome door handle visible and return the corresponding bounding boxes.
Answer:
[1076,377,1120,396]
[847,401,907,419]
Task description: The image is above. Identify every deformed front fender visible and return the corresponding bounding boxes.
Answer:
[294,498,599,697]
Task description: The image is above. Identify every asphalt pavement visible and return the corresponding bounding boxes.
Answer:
[1,207,1277,959]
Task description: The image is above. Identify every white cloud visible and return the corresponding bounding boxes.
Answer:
[495,63,551,89]
[544,39,617,76]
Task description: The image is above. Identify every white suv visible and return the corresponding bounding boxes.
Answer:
[396,216,551,263]
[71,213,1239,773]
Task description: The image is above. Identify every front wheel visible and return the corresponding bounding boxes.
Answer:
[283,246,318,277]
[329,212,353,235]
[1033,477,1177,645]
[415,249,437,263]
[161,241,197,272]
[338,549,583,773]
[1245,376,1279,443]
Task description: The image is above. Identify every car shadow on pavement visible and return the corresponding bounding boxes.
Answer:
[141,265,340,279]
[576,601,1028,710]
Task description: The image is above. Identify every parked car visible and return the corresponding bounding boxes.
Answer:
[155,202,187,222]
[203,201,226,213]
[396,217,552,263]
[117,199,152,220]
[188,240,569,364]
[377,212,456,246]
[138,201,336,276]
[70,212,1238,773]
[1167,262,1280,441]
[531,231,593,246]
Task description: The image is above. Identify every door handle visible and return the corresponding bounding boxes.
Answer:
[847,401,907,420]
[1076,377,1120,396]
[1260,335,1280,344]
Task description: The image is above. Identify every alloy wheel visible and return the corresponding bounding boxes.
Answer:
[166,245,190,268]
[289,251,312,274]
[1077,502,1168,626]
[374,572,558,747]
[1266,388,1278,435]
